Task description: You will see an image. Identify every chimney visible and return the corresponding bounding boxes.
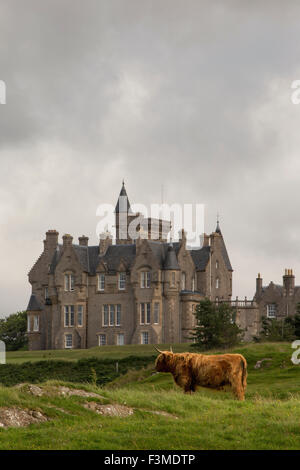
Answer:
[79,235,89,246]
[179,229,186,249]
[99,231,112,255]
[283,268,295,294]
[44,230,59,253]
[202,233,210,247]
[62,234,73,248]
[256,273,263,296]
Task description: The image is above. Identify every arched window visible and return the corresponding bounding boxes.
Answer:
[216,278,220,289]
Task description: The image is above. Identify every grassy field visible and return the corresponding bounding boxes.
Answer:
[0,342,300,450]
[6,343,192,363]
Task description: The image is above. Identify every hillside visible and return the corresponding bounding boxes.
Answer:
[0,342,299,450]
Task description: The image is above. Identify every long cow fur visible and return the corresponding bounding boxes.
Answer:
[155,351,247,400]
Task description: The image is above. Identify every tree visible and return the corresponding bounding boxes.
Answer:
[191,299,244,350]
[256,316,296,342]
[0,311,28,351]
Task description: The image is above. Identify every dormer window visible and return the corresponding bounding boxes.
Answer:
[141,271,151,288]
[119,272,126,290]
[64,274,75,291]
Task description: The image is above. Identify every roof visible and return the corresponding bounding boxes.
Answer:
[49,236,231,274]
[115,182,132,213]
[164,244,180,270]
[190,246,211,270]
[26,294,42,311]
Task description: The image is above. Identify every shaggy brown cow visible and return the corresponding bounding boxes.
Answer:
[155,348,247,400]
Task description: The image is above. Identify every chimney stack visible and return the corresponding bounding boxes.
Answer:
[256,273,263,296]
[44,230,59,253]
[62,234,73,248]
[99,231,112,255]
[283,268,295,295]
[79,235,89,246]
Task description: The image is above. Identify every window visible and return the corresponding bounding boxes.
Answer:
[99,334,106,346]
[154,303,160,324]
[33,315,39,332]
[192,276,195,292]
[181,272,186,290]
[64,274,75,291]
[98,274,105,291]
[64,305,75,327]
[44,287,49,299]
[65,334,73,349]
[140,303,150,324]
[103,305,109,326]
[27,315,31,332]
[117,333,124,346]
[267,304,276,318]
[216,260,219,269]
[119,272,126,290]
[109,305,115,326]
[216,278,220,289]
[116,304,121,326]
[77,305,83,327]
[103,304,121,326]
[141,271,151,288]
[141,332,149,344]
[171,272,176,287]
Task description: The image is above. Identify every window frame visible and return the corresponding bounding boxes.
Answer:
[65,334,73,349]
[267,304,276,318]
[154,302,160,324]
[141,331,149,345]
[77,305,83,327]
[118,272,126,290]
[117,333,124,346]
[99,334,106,346]
[98,273,105,291]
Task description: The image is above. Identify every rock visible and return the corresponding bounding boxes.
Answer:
[83,402,134,417]
[254,358,272,369]
[0,407,48,428]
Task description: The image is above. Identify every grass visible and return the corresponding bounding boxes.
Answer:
[0,342,299,449]
[6,343,192,363]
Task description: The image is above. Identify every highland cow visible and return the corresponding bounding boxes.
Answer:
[155,348,247,400]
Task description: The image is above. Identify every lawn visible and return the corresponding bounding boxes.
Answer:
[0,342,299,450]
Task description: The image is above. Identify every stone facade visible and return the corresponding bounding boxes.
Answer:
[26,183,234,350]
[254,269,300,323]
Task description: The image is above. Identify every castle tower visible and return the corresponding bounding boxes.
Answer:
[115,181,137,244]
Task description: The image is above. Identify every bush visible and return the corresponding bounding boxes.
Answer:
[0,311,28,351]
[0,355,156,387]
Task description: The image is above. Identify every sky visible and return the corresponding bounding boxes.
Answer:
[1,0,300,316]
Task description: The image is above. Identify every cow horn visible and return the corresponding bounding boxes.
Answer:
[154,346,164,354]
[170,345,173,353]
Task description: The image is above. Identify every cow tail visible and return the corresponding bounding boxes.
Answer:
[241,357,247,389]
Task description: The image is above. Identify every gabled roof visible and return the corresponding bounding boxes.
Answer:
[190,246,211,270]
[26,294,42,311]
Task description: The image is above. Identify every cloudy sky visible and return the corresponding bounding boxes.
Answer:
[1,0,300,316]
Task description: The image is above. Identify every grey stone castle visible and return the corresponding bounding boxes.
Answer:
[26,183,234,350]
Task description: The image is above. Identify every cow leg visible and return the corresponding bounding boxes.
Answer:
[230,376,245,401]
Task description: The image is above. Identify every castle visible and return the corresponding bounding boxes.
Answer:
[27,183,298,350]
[26,183,234,350]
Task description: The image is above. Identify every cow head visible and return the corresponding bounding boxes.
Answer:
[154,347,174,372]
